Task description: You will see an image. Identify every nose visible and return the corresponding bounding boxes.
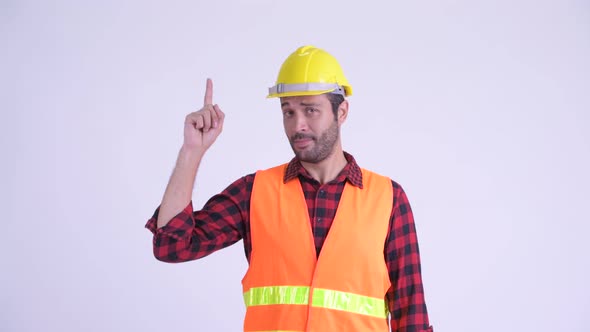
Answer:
[294,112,309,132]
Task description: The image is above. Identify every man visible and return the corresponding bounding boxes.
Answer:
[146,45,433,331]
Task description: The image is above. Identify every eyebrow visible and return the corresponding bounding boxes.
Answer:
[281,102,321,108]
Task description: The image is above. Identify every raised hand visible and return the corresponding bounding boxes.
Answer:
[183,78,225,151]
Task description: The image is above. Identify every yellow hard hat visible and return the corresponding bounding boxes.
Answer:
[267,45,353,98]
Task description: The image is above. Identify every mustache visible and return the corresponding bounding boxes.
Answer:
[291,132,315,141]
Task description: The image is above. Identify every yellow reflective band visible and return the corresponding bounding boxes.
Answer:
[311,288,388,319]
[243,286,387,319]
[243,286,310,306]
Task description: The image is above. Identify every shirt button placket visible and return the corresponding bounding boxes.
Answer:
[312,188,326,248]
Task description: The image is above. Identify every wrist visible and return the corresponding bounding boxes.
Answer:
[178,144,206,164]
[180,143,206,156]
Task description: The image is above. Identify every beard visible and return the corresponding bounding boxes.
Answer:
[289,120,339,163]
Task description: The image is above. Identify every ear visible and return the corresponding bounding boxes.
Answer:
[337,100,349,125]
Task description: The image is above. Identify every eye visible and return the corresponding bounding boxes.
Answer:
[283,110,294,118]
[306,108,318,114]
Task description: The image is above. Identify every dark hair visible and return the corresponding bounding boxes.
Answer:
[327,93,345,119]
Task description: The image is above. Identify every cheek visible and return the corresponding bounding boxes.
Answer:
[283,117,297,132]
[283,119,293,136]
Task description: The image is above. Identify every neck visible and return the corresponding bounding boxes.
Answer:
[300,147,348,184]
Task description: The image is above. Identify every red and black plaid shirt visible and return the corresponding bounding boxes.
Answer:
[146,152,433,332]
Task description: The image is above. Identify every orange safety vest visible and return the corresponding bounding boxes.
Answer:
[242,164,393,332]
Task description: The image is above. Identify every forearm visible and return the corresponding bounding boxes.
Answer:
[157,145,205,228]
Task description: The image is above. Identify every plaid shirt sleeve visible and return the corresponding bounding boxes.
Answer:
[144,174,254,262]
[386,180,433,332]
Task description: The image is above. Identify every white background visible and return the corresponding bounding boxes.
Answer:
[2,1,589,331]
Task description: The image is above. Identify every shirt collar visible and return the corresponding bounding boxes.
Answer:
[283,151,364,188]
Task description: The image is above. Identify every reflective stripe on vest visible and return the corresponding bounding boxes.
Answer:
[243,286,388,319]
[244,285,309,306]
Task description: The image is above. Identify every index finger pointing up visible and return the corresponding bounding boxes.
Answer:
[204,78,213,106]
